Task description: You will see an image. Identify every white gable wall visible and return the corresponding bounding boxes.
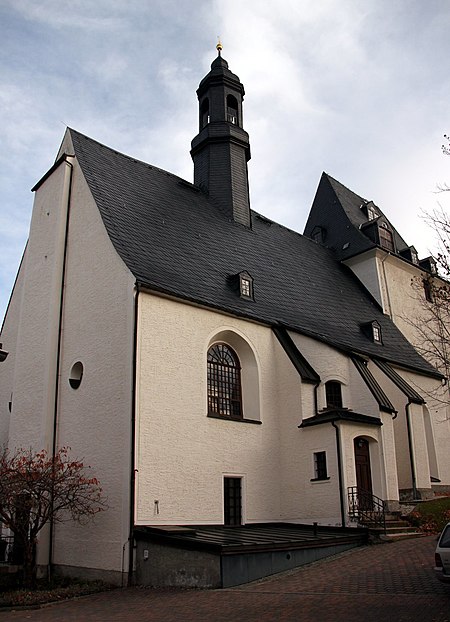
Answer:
[0,147,135,582]
[0,253,25,447]
[50,159,135,580]
[6,160,74,451]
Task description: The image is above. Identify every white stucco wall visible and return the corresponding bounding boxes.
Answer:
[291,334,397,509]
[7,160,74,451]
[51,157,135,577]
[0,142,135,579]
[401,369,450,486]
[367,362,450,494]
[346,249,448,377]
[135,297,400,528]
[0,254,25,447]
[344,250,383,307]
[136,295,285,525]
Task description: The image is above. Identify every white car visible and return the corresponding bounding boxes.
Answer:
[435,522,450,584]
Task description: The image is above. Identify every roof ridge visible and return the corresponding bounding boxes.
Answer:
[68,128,194,186]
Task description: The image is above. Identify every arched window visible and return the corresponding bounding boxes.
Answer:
[226,95,238,125]
[325,380,343,409]
[207,343,242,418]
[200,98,210,129]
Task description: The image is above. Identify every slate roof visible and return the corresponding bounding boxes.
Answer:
[67,129,440,378]
[303,173,410,261]
[351,357,396,414]
[299,410,383,428]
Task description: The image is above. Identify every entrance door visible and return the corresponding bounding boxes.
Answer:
[354,437,373,510]
[224,477,242,526]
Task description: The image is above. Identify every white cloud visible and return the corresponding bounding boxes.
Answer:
[4,0,127,31]
[0,0,449,318]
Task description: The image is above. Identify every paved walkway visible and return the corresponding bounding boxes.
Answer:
[2,536,449,621]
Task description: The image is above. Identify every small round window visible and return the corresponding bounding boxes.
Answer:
[69,361,83,389]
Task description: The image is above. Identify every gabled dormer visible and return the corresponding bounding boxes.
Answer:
[360,218,396,253]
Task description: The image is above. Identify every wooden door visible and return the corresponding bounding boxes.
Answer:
[354,437,373,507]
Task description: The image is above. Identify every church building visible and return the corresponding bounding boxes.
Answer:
[1,48,449,587]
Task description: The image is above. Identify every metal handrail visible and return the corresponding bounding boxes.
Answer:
[347,486,386,533]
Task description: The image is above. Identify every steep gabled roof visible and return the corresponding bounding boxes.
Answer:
[67,129,440,378]
[303,173,410,261]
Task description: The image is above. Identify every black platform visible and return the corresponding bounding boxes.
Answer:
[134,523,368,588]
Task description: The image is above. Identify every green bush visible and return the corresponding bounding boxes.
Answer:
[407,497,450,534]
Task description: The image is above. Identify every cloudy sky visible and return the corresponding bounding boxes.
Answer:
[1,0,449,320]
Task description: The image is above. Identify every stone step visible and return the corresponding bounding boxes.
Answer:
[369,525,420,534]
[363,520,411,529]
[378,531,427,542]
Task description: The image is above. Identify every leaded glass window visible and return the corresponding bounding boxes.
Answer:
[379,224,394,252]
[207,344,242,418]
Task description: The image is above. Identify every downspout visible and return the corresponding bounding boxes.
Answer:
[128,284,139,585]
[313,382,345,527]
[313,381,320,419]
[405,400,418,500]
[331,420,346,527]
[49,156,74,576]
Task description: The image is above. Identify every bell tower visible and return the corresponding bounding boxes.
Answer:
[191,43,251,228]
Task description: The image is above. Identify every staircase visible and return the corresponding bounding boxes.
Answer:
[363,512,424,541]
[347,487,423,541]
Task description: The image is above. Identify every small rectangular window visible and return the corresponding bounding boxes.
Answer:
[367,205,377,221]
[423,279,433,303]
[373,324,381,343]
[313,451,328,480]
[325,381,343,409]
[378,225,394,252]
[241,278,251,297]
[239,273,253,299]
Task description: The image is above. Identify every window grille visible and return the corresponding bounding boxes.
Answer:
[378,224,394,252]
[207,344,242,418]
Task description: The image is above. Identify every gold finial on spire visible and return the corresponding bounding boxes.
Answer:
[216,36,223,56]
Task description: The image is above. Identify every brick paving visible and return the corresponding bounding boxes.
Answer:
[2,536,449,621]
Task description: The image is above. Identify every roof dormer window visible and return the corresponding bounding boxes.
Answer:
[400,246,419,265]
[367,201,377,221]
[311,226,326,244]
[361,320,382,344]
[372,322,382,343]
[239,271,253,299]
[378,223,394,252]
[361,200,378,221]
[419,256,437,275]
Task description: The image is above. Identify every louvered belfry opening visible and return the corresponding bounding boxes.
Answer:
[207,343,242,418]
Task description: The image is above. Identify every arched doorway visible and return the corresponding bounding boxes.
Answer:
[354,437,373,495]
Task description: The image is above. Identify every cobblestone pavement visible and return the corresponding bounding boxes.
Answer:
[2,536,449,621]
